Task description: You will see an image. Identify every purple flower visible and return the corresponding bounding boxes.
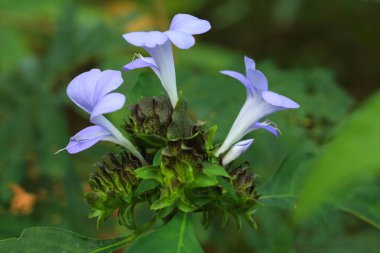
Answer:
[61,69,146,164]
[216,56,299,158]
[122,14,211,107]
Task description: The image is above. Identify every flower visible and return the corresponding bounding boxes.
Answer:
[122,14,211,108]
[216,56,299,158]
[61,69,146,164]
[222,139,254,165]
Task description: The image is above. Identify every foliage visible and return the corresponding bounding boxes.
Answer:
[0,1,379,253]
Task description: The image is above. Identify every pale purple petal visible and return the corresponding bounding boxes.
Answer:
[262,91,300,108]
[66,125,112,154]
[251,122,279,137]
[247,69,268,91]
[222,139,254,165]
[94,70,123,102]
[67,69,102,113]
[244,56,267,90]
[122,31,168,48]
[90,93,126,120]
[169,14,211,35]
[220,70,254,96]
[122,57,158,72]
[164,30,195,49]
[244,56,256,71]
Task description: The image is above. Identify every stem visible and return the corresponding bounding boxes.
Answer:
[92,115,147,165]
[89,217,156,253]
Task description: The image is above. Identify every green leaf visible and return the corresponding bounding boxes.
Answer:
[257,151,314,208]
[153,149,163,166]
[167,97,195,140]
[0,227,129,253]
[217,176,238,202]
[296,90,380,225]
[202,163,231,178]
[135,166,162,182]
[204,125,217,150]
[135,179,159,195]
[125,213,204,253]
[333,180,380,229]
[151,194,177,210]
[191,173,218,188]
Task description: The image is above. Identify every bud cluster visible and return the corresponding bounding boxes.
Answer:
[85,96,259,229]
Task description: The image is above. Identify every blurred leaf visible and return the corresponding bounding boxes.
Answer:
[0,27,29,71]
[125,212,203,253]
[0,227,128,253]
[258,150,315,208]
[334,179,380,229]
[296,89,380,226]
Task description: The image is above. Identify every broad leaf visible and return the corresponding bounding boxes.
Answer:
[296,90,380,227]
[0,227,128,253]
[125,213,204,253]
[202,164,230,178]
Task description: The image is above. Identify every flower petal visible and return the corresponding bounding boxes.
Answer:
[251,122,279,137]
[222,139,254,165]
[122,31,168,48]
[122,57,158,71]
[244,56,268,91]
[220,70,254,96]
[262,91,300,109]
[66,125,112,154]
[145,41,178,107]
[94,70,124,102]
[164,30,195,49]
[169,14,211,35]
[67,69,102,113]
[90,93,126,120]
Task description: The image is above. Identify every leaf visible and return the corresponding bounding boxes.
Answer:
[0,227,129,253]
[217,176,238,202]
[167,97,195,140]
[296,90,380,225]
[151,195,177,210]
[333,180,380,229]
[191,173,218,188]
[204,125,217,150]
[135,179,159,195]
[125,213,204,253]
[257,151,315,208]
[135,166,162,182]
[202,163,230,178]
[152,149,163,166]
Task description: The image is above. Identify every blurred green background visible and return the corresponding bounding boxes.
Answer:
[1,0,379,252]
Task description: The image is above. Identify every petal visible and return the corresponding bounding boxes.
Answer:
[247,69,268,91]
[244,56,268,91]
[67,69,102,113]
[66,125,112,154]
[145,41,178,107]
[122,31,168,48]
[122,57,158,71]
[94,70,124,102]
[90,93,126,119]
[169,14,211,35]
[244,56,256,71]
[262,91,300,109]
[220,70,254,96]
[164,30,195,49]
[251,122,279,137]
[222,139,254,165]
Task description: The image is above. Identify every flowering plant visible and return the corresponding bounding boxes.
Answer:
[1,13,299,253]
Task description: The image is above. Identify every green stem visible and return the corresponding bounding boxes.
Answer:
[89,217,156,253]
